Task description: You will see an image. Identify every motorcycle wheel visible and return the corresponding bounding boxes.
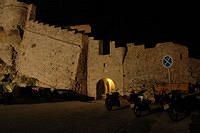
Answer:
[134,105,142,117]
[184,110,191,116]
[105,99,112,111]
[168,105,191,121]
[117,100,120,107]
[168,107,179,121]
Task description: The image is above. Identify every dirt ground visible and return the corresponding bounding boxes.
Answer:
[0,100,194,133]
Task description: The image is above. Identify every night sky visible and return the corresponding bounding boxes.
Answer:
[19,0,200,58]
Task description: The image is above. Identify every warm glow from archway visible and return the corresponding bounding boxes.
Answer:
[96,78,116,99]
[103,78,115,93]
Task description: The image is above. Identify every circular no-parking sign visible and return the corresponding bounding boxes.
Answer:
[162,55,173,68]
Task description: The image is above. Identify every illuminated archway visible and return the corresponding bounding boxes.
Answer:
[96,78,115,100]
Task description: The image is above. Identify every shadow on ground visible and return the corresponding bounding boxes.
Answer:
[111,105,130,111]
[0,89,94,105]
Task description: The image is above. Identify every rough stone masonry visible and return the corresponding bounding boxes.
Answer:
[0,0,200,98]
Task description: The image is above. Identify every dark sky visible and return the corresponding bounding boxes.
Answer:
[20,0,200,58]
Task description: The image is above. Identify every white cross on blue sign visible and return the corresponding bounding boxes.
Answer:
[162,55,173,68]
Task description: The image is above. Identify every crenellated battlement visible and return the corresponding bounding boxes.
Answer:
[68,25,91,34]
[155,42,188,50]
[25,20,83,46]
[0,0,84,46]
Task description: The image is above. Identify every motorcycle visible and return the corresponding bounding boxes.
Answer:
[129,89,172,117]
[105,92,120,111]
[157,90,171,111]
[31,86,41,98]
[129,89,152,117]
[1,85,15,104]
[167,91,196,121]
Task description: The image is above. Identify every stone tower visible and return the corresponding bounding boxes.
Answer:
[0,0,35,47]
[0,0,35,65]
[0,0,28,31]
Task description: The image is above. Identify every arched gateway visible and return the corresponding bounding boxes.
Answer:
[96,78,115,100]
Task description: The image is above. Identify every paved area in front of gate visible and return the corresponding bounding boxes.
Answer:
[0,100,194,133]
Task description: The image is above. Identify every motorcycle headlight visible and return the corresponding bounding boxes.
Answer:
[7,88,13,93]
[138,96,143,101]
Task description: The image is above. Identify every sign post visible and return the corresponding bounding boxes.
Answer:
[162,55,173,92]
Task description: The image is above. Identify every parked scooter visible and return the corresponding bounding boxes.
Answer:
[0,85,15,104]
[31,86,41,98]
[129,89,152,117]
[167,91,196,121]
[105,91,120,111]
[129,89,172,117]
[157,90,172,111]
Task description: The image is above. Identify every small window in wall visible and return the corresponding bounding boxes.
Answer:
[99,40,103,55]
[99,40,110,55]
[0,26,3,32]
[180,54,182,60]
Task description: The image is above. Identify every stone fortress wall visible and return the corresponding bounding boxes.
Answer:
[0,0,199,98]
[16,20,83,89]
[123,42,191,93]
[0,1,3,15]
[189,58,200,84]
[0,0,88,94]
[87,39,125,97]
